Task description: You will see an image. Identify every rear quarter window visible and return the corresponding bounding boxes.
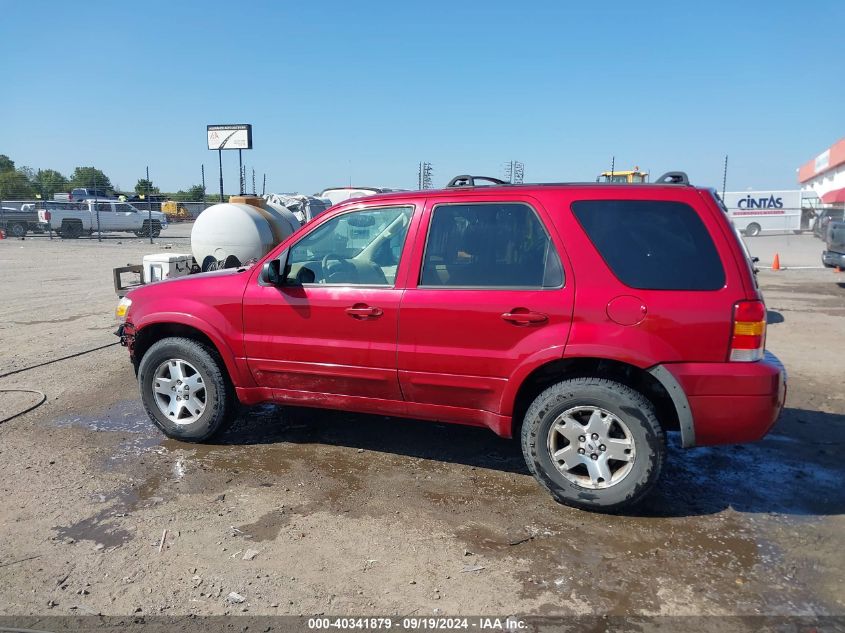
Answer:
[571,200,725,290]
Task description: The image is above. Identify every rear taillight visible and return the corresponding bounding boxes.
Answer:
[44,211,51,221]
[729,300,766,362]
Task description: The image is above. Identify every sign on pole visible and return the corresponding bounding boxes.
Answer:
[207,124,253,150]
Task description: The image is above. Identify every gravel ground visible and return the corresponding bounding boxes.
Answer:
[0,236,843,619]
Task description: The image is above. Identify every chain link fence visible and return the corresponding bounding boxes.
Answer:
[0,198,216,241]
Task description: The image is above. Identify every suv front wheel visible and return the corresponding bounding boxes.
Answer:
[521,377,665,512]
[138,337,236,442]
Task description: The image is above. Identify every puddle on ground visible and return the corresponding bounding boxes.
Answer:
[52,399,157,435]
[238,509,292,541]
[54,488,138,548]
[42,394,844,612]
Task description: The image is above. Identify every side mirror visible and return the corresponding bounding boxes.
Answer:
[262,249,290,285]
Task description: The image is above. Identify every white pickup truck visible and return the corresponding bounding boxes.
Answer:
[38,201,168,238]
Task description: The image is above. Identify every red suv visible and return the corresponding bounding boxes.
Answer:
[116,173,786,511]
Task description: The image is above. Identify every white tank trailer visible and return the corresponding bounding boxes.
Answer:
[190,196,300,270]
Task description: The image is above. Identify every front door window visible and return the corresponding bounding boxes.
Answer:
[286,206,413,286]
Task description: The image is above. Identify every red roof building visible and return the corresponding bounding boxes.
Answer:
[798,138,845,206]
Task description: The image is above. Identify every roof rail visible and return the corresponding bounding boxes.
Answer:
[446,175,508,188]
[654,171,690,185]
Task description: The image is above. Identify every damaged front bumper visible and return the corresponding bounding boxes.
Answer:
[115,321,137,364]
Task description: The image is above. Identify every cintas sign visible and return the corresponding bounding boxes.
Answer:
[737,194,784,209]
[721,190,802,212]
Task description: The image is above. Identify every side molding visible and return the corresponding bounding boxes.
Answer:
[648,364,696,448]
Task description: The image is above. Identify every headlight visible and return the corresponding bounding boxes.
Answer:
[115,296,132,321]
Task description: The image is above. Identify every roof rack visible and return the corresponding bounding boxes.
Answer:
[654,171,690,185]
[446,175,509,188]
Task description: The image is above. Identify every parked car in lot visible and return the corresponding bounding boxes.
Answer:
[39,201,167,238]
[0,204,41,237]
[319,186,405,206]
[69,187,115,202]
[116,173,786,512]
[813,208,844,239]
[822,217,845,268]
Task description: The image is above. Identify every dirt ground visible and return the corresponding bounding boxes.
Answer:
[1,235,844,619]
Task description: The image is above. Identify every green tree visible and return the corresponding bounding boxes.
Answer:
[32,168,69,199]
[187,184,206,200]
[0,170,36,199]
[69,166,112,191]
[135,178,160,195]
[171,184,205,201]
[0,154,14,173]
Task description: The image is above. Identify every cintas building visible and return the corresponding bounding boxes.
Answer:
[798,138,845,207]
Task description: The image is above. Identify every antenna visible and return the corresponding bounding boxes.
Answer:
[610,156,615,179]
[721,154,728,200]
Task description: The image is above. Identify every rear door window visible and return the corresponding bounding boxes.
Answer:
[420,202,563,288]
[571,200,725,290]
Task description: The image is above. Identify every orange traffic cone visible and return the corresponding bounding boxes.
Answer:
[772,253,781,271]
[836,266,842,273]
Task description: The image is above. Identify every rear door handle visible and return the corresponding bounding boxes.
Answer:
[345,304,383,319]
[501,310,548,325]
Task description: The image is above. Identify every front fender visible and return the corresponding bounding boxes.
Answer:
[132,307,251,387]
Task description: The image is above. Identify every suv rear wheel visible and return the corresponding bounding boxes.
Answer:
[521,377,665,512]
[138,337,236,441]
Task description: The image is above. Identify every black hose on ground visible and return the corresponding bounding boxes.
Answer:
[0,389,47,424]
[0,341,121,423]
[0,342,120,379]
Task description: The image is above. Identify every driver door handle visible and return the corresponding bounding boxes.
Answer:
[345,304,383,319]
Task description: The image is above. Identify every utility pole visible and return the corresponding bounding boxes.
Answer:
[218,149,224,202]
[146,165,153,244]
[94,172,101,242]
[418,162,433,189]
[504,161,524,184]
[238,149,244,195]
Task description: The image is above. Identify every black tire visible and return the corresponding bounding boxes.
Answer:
[138,337,236,442]
[61,221,83,239]
[137,220,161,238]
[8,222,27,238]
[521,377,665,512]
[745,222,761,237]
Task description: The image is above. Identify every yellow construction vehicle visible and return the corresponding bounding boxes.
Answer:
[598,167,649,183]
[161,200,192,222]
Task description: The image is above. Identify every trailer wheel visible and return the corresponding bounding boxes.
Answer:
[745,222,761,237]
[8,222,27,238]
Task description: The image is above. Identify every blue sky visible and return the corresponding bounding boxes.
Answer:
[1,0,842,194]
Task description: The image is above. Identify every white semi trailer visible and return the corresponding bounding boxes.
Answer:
[721,190,821,236]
